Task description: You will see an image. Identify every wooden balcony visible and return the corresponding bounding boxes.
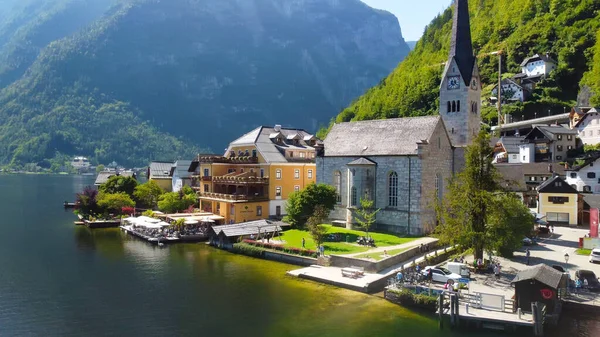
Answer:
[197,192,269,202]
[197,155,259,164]
[212,175,269,184]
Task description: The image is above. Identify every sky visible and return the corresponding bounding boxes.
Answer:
[361,0,453,41]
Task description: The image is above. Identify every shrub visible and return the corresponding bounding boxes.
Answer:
[232,243,264,257]
[389,289,437,312]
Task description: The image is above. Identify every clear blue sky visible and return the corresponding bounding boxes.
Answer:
[361,0,452,41]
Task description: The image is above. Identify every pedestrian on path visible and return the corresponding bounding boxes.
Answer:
[526,249,531,265]
[302,238,305,249]
[493,264,500,280]
[551,225,554,233]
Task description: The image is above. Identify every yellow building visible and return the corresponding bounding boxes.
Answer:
[147,161,174,192]
[537,175,580,226]
[190,125,319,224]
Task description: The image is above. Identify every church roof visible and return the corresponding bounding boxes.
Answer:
[449,0,475,86]
[323,116,442,157]
[347,157,377,166]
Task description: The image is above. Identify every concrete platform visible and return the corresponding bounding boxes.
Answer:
[287,265,383,292]
[443,304,534,327]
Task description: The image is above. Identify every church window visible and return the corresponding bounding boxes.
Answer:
[456,100,460,112]
[351,187,357,207]
[447,101,451,113]
[388,172,398,207]
[334,171,341,203]
[452,101,456,112]
[471,102,477,114]
[435,173,443,202]
[451,128,455,134]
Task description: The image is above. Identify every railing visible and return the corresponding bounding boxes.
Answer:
[197,156,258,164]
[197,192,269,201]
[201,176,212,181]
[212,176,269,184]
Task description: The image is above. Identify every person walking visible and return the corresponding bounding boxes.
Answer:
[301,237,305,249]
[493,264,500,280]
[526,248,531,265]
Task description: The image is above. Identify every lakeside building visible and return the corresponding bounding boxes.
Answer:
[537,175,581,226]
[189,125,319,224]
[71,156,91,170]
[170,160,193,192]
[148,161,174,191]
[317,0,480,235]
[94,169,136,186]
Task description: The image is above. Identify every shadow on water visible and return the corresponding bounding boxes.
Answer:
[74,226,126,258]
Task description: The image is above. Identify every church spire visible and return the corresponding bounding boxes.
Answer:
[449,0,475,86]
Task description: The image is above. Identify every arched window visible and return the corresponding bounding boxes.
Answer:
[452,101,456,112]
[435,173,443,202]
[447,101,451,113]
[456,100,460,112]
[388,172,398,207]
[334,171,341,203]
[351,187,357,206]
[471,102,477,114]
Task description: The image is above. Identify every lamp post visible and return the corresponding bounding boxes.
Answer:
[564,253,570,264]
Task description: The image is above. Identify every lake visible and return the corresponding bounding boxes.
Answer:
[0,174,594,336]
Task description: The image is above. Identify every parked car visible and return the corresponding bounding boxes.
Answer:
[575,270,600,292]
[589,248,600,264]
[421,266,462,283]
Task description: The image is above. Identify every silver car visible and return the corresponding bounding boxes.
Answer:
[589,248,600,263]
[421,266,462,283]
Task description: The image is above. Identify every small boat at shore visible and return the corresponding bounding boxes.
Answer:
[63,201,78,208]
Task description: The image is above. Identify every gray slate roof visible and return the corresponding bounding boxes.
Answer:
[170,160,193,179]
[584,194,600,210]
[228,126,318,163]
[211,220,282,238]
[537,175,577,194]
[449,0,475,86]
[94,171,135,185]
[149,161,174,178]
[347,157,377,165]
[511,264,564,289]
[499,136,524,154]
[323,116,442,157]
[520,54,557,67]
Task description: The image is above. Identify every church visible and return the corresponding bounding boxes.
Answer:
[316,0,481,235]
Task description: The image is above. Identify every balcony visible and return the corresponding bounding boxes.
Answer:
[197,192,269,202]
[212,175,269,184]
[197,155,258,164]
[201,176,212,181]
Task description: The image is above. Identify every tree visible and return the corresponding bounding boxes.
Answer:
[99,175,138,197]
[354,197,380,239]
[75,186,99,216]
[134,180,164,209]
[157,187,196,213]
[435,131,533,259]
[306,205,329,249]
[97,192,135,215]
[284,183,337,228]
[486,194,534,257]
[95,164,105,173]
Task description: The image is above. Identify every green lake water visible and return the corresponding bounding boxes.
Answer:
[0,174,595,336]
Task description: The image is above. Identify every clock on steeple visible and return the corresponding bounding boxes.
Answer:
[447,76,461,90]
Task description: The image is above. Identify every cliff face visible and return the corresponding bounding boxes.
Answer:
[0,0,408,166]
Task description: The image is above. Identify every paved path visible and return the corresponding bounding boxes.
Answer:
[344,237,438,257]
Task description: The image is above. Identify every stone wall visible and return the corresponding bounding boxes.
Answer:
[316,155,424,234]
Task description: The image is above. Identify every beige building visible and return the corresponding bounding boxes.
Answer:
[537,176,580,226]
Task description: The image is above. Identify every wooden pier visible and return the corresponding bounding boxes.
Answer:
[438,292,547,336]
[84,219,122,228]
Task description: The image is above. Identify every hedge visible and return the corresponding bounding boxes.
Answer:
[232,243,264,257]
[242,239,318,258]
[387,289,437,312]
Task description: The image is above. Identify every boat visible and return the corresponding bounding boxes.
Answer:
[63,201,78,208]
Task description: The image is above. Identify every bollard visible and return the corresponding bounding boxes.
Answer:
[518,307,522,319]
[466,303,469,314]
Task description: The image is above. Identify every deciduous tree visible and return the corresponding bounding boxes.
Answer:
[97,192,135,214]
[134,180,164,209]
[306,205,329,249]
[354,197,380,239]
[284,183,337,228]
[99,175,138,197]
[157,186,197,213]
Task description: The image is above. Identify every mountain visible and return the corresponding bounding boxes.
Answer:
[333,0,600,128]
[406,41,417,50]
[0,0,409,167]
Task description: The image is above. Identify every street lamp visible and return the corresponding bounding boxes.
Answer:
[564,253,570,264]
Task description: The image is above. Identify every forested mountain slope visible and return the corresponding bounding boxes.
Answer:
[0,0,408,167]
[333,0,600,128]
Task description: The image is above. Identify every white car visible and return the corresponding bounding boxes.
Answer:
[421,266,462,283]
[589,248,600,263]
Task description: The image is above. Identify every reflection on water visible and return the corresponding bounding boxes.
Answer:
[0,174,596,336]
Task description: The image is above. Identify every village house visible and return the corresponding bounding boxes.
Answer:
[170,160,193,192]
[147,161,174,191]
[496,163,565,208]
[94,169,136,186]
[573,107,600,145]
[513,53,557,91]
[565,154,600,193]
[490,78,530,104]
[492,136,524,164]
[519,125,577,163]
[190,125,318,224]
[537,175,581,226]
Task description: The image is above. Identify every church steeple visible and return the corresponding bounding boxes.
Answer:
[449,0,475,86]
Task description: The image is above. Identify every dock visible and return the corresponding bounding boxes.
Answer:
[120,225,180,245]
[84,219,122,228]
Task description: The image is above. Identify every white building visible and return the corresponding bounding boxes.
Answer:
[492,136,524,164]
[71,156,91,169]
[170,160,193,192]
[491,78,529,103]
[574,108,600,145]
[520,54,557,78]
[565,156,600,193]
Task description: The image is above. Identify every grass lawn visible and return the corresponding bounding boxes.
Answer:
[576,248,592,255]
[354,247,411,261]
[277,225,418,255]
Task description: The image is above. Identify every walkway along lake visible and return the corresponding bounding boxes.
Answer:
[0,174,596,336]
